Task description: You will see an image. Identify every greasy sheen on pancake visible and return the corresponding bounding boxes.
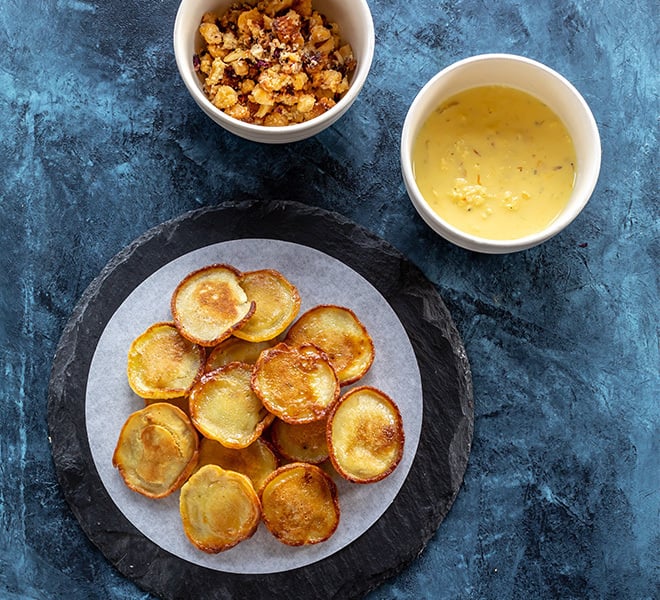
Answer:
[285,304,375,385]
[327,386,404,484]
[270,418,329,464]
[259,462,340,546]
[189,362,274,448]
[251,342,340,424]
[205,337,276,372]
[180,464,261,553]
[171,263,255,346]
[233,269,301,342]
[112,402,199,498]
[127,322,205,399]
[194,436,278,491]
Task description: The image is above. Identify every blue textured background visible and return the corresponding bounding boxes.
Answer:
[1,0,658,598]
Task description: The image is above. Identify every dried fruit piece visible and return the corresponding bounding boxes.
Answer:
[285,305,375,385]
[171,264,255,346]
[327,386,404,484]
[112,403,199,498]
[127,322,205,399]
[234,269,301,342]
[251,342,339,424]
[180,464,261,553]
[190,362,273,448]
[259,462,339,546]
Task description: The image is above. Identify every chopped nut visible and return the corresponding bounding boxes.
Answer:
[237,8,263,35]
[241,79,257,94]
[272,10,303,45]
[207,44,228,59]
[199,52,213,75]
[212,85,239,109]
[250,43,265,59]
[225,103,251,121]
[277,93,298,106]
[259,67,292,92]
[264,110,290,126]
[223,31,239,49]
[207,58,227,85]
[316,37,336,54]
[292,0,312,17]
[309,25,331,45]
[233,60,250,77]
[224,49,250,63]
[292,71,308,90]
[308,10,323,28]
[313,69,343,92]
[297,94,315,113]
[251,84,274,105]
[200,23,223,45]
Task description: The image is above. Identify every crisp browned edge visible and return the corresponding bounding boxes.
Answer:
[326,385,405,484]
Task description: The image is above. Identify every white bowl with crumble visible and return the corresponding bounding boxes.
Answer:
[174,0,375,143]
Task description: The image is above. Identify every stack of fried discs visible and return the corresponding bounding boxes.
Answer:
[112,263,404,553]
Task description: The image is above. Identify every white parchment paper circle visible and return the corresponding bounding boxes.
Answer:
[85,239,422,574]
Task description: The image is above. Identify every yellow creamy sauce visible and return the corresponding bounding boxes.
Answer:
[412,85,577,240]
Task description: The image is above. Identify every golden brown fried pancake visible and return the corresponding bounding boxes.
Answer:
[234,269,301,342]
[285,305,374,385]
[251,342,339,424]
[127,322,205,399]
[112,402,199,498]
[259,462,340,546]
[180,464,261,553]
[171,264,255,346]
[189,362,273,448]
[327,386,404,483]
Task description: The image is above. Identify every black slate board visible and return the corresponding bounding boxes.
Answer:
[47,200,473,599]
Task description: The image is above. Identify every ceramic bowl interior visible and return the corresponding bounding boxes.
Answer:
[400,53,601,253]
[174,0,375,144]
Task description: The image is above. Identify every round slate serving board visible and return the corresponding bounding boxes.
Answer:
[47,200,473,599]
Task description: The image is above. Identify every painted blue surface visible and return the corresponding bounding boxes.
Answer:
[0,0,657,598]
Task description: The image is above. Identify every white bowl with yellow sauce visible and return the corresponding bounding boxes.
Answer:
[401,54,601,253]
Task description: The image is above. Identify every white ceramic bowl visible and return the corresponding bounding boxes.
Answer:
[174,0,375,144]
[401,54,601,253]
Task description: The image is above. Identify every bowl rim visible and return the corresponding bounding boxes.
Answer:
[173,0,375,141]
[400,53,602,253]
